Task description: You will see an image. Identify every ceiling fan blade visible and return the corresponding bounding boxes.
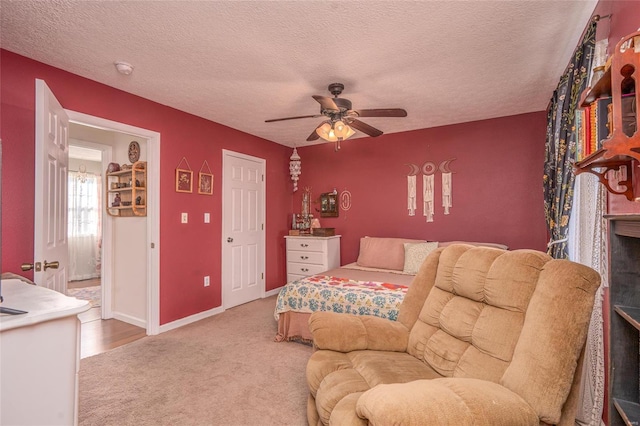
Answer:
[353,108,407,118]
[312,95,339,112]
[265,114,321,123]
[306,126,321,141]
[349,119,383,137]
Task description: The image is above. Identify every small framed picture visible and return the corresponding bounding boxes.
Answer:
[176,169,193,193]
[198,172,213,195]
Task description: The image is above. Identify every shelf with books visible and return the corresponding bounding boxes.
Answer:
[573,30,640,202]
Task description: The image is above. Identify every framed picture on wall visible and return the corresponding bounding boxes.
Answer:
[176,168,193,193]
[198,172,213,195]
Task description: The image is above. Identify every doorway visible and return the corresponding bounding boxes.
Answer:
[221,150,266,309]
[67,143,104,318]
[65,110,161,335]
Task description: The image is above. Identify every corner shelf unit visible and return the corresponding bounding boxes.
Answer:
[607,215,640,426]
[106,161,147,217]
[574,30,640,201]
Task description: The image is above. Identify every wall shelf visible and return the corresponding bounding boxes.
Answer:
[106,161,147,217]
[574,30,639,201]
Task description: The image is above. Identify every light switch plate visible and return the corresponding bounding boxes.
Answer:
[204,213,210,223]
[204,276,210,287]
[181,212,188,223]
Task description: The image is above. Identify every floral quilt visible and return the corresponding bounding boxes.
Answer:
[274,275,409,321]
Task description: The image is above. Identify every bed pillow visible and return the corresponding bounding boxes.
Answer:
[402,242,439,274]
[356,237,426,271]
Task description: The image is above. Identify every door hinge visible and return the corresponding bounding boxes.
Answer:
[150,242,155,249]
[261,223,264,230]
[261,273,264,279]
[262,174,264,182]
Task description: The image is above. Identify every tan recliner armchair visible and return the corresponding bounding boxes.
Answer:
[306,244,600,425]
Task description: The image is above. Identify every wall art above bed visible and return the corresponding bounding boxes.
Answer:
[406,158,456,222]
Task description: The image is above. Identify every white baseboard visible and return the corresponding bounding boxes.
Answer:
[158,305,225,334]
[156,289,280,335]
[113,311,147,329]
[264,286,283,298]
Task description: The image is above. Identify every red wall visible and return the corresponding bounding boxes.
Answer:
[0,50,291,324]
[294,112,549,264]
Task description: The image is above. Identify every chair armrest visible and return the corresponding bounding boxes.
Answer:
[308,311,409,352]
[356,378,539,426]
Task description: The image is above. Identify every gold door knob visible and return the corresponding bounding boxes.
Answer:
[44,260,59,270]
[21,262,42,272]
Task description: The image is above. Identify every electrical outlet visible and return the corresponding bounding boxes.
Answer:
[181,212,188,223]
[204,276,210,287]
[204,212,210,223]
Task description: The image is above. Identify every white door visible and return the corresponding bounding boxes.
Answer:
[222,150,265,308]
[34,79,69,292]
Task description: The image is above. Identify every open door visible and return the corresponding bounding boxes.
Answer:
[32,79,69,291]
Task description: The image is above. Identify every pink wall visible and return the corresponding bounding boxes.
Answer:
[293,112,549,264]
[1,50,291,324]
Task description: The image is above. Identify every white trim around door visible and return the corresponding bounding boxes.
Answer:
[66,110,161,335]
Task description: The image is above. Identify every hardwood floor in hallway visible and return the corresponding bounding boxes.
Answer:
[78,308,146,359]
[69,278,147,358]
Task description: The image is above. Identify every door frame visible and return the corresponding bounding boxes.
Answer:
[221,149,266,309]
[66,110,161,335]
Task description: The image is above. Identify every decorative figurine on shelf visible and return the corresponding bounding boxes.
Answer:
[112,193,121,207]
[136,196,142,206]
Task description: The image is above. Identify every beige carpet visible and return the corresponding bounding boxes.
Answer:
[79,295,312,425]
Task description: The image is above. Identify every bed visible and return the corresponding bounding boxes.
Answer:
[274,237,508,343]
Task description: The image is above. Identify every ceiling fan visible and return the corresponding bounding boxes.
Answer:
[265,83,407,149]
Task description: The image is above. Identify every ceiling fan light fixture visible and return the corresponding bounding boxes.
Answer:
[316,120,355,143]
[316,121,336,141]
[333,120,355,140]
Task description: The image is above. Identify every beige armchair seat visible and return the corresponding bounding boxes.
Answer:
[306,244,600,425]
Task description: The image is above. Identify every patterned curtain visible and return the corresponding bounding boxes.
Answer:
[543,20,597,259]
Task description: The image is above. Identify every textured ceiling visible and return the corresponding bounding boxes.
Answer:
[1,0,598,148]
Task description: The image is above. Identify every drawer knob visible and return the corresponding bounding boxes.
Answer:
[300,243,309,247]
[301,268,309,272]
[301,256,308,260]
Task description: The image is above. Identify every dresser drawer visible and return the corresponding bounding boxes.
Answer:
[287,250,325,265]
[286,238,325,252]
[286,262,327,277]
[287,273,307,283]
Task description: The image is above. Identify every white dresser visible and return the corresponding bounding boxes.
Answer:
[285,235,341,282]
[0,279,90,425]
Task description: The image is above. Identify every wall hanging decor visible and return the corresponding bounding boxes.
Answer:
[128,140,141,163]
[440,159,455,215]
[289,147,301,192]
[198,160,214,195]
[320,190,339,217]
[405,164,418,216]
[175,156,193,193]
[340,189,352,211]
[405,159,456,221]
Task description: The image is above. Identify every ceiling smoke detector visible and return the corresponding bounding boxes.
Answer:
[114,61,134,75]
